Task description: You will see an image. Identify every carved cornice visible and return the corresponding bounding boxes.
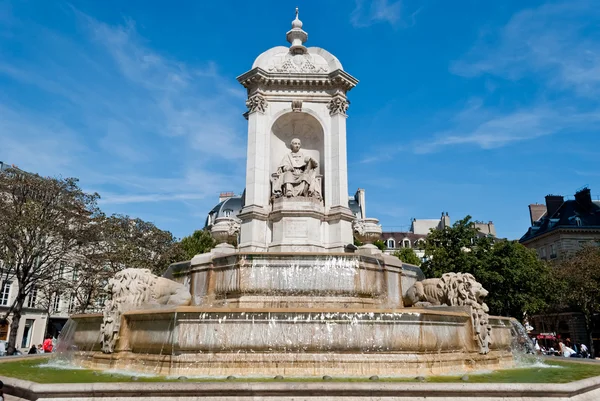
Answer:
[245,94,268,114]
[327,95,349,116]
[237,68,358,93]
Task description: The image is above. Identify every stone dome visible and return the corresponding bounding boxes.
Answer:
[204,195,243,228]
[252,46,343,74]
[250,8,344,74]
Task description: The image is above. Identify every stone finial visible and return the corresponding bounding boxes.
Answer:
[292,7,302,29]
[286,7,308,53]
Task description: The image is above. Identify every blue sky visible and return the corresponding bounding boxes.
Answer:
[1,0,599,240]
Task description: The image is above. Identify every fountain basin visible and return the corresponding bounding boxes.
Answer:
[69,307,513,377]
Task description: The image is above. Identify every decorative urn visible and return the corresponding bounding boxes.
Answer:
[352,218,382,245]
[210,217,241,246]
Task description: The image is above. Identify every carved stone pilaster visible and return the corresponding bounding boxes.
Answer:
[245,94,268,114]
[327,95,349,116]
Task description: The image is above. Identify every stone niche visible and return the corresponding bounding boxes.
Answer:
[263,111,354,252]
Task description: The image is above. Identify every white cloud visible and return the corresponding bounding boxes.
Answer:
[451,0,600,96]
[417,0,600,153]
[0,6,247,217]
[350,0,419,28]
[416,106,600,154]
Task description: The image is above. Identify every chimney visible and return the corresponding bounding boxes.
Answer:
[356,188,366,219]
[487,222,496,237]
[441,212,450,228]
[574,187,593,209]
[545,195,564,218]
[528,204,547,225]
[219,191,235,203]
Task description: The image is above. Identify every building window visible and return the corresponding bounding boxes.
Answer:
[72,265,79,281]
[575,217,582,226]
[540,247,547,259]
[26,286,37,308]
[20,319,35,349]
[52,293,61,312]
[0,321,8,341]
[387,239,395,248]
[0,281,11,306]
[68,294,76,313]
[403,239,411,248]
[550,244,557,259]
[223,209,233,217]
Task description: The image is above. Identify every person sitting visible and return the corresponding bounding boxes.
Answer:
[580,343,589,358]
[271,138,321,200]
[559,341,577,357]
[28,344,37,354]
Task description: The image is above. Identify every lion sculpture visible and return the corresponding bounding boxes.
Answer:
[100,268,191,354]
[403,272,492,354]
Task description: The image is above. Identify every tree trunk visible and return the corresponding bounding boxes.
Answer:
[7,294,25,355]
[78,286,94,314]
[584,314,595,358]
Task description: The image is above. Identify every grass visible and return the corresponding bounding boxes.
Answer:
[0,358,599,384]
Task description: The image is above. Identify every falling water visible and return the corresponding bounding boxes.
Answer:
[510,318,543,367]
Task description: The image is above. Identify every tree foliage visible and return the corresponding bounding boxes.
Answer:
[420,215,552,319]
[0,168,184,353]
[178,229,216,260]
[73,214,181,313]
[373,239,387,251]
[0,169,100,354]
[553,244,600,357]
[393,247,422,266]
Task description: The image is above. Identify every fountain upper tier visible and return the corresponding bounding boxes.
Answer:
[165,251,424,309]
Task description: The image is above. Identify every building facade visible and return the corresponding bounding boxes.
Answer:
[381,212,497,259]
[0,262,81,353]
[519,187,600,259]
[521,187,600,356]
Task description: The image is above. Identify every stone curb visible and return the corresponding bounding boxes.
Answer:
[2,374,600,399]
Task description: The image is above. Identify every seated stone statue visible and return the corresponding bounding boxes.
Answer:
[272,138,321,200]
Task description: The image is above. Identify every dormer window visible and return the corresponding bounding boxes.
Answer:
[403,239,411,248]
[387,239,395,248]
[575,217,582,226]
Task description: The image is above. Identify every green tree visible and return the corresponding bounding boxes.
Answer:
[74,214,181,312]
[178,229,216,260]
[421,216,486,278]
[353,238,387,251]
[373,239,387,251]
[554,244,600,358]
[393,247,422,266]
[477,240,553,319]
[421,215,552,319]
[0,169,99,354]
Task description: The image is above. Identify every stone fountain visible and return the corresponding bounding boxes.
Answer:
[67,10,515,377]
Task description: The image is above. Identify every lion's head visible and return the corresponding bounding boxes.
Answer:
[440,272,489,309]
